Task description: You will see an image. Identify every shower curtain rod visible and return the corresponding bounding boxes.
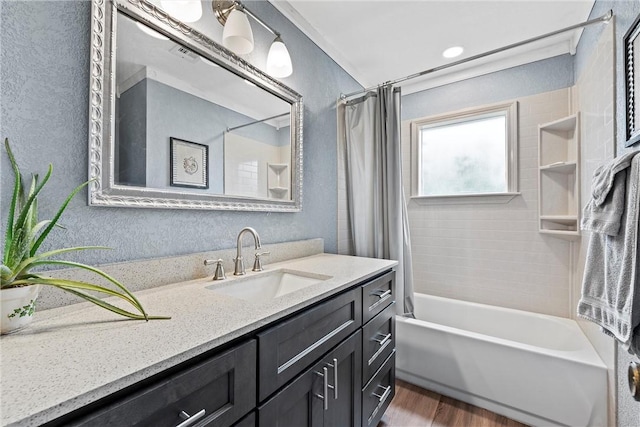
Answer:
[226,112,290,132]
[340,9,613,100]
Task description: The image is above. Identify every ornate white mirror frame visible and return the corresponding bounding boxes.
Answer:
[88,0,303,211]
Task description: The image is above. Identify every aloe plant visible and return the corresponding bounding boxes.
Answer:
[1,138,169,321]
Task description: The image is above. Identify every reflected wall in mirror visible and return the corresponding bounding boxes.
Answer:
[89,0,303,211]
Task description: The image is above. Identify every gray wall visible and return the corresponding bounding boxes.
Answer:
[576,2,640,426]
[0,1,361,266]
[145,78,224,193]
[117,79,147,186]
[402,54,574,121]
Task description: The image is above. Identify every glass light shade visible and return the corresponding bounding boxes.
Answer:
[160,0,203,23]
[267,39,293,78]
[223,9,254,55]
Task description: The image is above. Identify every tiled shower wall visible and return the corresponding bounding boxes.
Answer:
[572,21,616,425]
[402,89,573,317]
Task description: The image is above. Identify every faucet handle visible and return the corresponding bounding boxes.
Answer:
[204,259,226,280]
[252,252,270,272]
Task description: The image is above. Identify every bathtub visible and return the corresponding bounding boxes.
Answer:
[396,293,607,427]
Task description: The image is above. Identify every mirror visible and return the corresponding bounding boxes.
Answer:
[88,0,303,211]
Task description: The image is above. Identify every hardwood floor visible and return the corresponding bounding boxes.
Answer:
[378,380,528,427]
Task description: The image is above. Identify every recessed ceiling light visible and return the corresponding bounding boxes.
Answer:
[442,46,464,59]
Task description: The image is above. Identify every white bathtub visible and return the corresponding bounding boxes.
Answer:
[396,293,607,427]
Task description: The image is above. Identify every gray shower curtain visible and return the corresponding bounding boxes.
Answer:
[342,85,414,316]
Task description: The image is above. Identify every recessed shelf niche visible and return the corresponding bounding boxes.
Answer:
[267,163,289,199]
[537,113,580,240]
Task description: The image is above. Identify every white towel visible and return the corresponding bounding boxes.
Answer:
[577,151,640,355]
[581,151,638,236]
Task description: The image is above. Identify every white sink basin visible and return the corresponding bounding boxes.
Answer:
[206,269,332,302]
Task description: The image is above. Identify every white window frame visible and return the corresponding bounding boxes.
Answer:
[410,101,520,204]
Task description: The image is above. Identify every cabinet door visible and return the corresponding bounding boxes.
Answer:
[258,331,362,427]
[257,361,324,427]
[230,411,256,427]
[323,330,362,427]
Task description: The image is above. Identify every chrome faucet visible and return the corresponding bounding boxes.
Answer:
[234,227,261,275]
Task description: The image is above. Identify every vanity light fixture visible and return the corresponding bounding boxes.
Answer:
[213,0,293,77]
[442,46,464,59]
[160,0,203,23]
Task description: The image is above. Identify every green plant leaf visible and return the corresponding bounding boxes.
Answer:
[30,178,88,256]
[11,164,52,255]
[26,174,39,232]
[13,277,169,320]
[5,226,25,270]
[60,287,170,320]
[26,220,52,248]
[27,259,148,316]
[14,276,148,319]
[3,139,21,264]
[7,246,111,284]
[1,264,13,284]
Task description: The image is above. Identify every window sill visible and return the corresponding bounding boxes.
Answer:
[410,192,521,205]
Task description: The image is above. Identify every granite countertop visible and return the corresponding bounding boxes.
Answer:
[0,253,397,426]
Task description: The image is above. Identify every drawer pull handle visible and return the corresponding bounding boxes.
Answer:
[326,358,338,399]
[372,384,392,403]
[314,367,330,410]
[373,333,392,347]
[371,289,391,300]
[176,409,206,427]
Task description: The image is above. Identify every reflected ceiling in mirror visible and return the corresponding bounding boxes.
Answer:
[88,0,303,211]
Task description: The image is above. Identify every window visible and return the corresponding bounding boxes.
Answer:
[411,102,518,200]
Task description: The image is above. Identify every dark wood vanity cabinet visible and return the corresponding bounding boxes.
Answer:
[255,269,395,427]
[53,269,395,427]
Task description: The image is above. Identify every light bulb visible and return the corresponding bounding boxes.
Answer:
[267,37,292,78]
[160,0,202,23]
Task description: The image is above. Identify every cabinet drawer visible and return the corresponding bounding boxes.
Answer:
[362,271,395,324]
[362,352,395,427]
[257,288,362,401]
[362,301,395,386]
[72,340,256,427]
